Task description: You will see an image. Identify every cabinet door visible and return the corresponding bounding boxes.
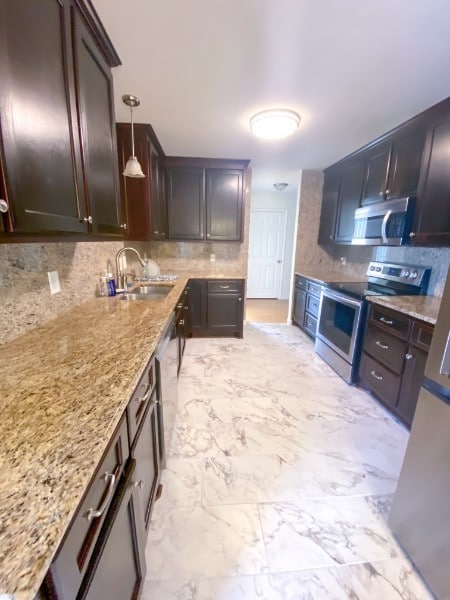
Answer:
[78,461,146,600]
[361,141,391,205]
[318,167,340,245]
[167,166,204,239]
[151,150,167,240]
[207,293,243,336]
[397,346,428,428]
[293,287,306,326]
[188,279,206,333]
[72,9,122,237]
[414,101,450,245]
[334,158,364,243]
[206,169,243,241]
[0,0,87,234]
[132,392,160,535]
[387,124,425,200]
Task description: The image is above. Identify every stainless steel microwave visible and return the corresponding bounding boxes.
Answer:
[352,197,415,246]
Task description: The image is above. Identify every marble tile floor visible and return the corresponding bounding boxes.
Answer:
[141,324,434,599]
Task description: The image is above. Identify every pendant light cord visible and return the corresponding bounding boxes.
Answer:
[130,105,135,157]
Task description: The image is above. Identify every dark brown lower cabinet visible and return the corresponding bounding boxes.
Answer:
[188,279,244,338]
[77,460,146,600]
[358,304,434,428]
[291,275,322,340]
[131,391,161,536]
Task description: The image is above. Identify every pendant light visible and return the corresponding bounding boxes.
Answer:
[122,94,145,178]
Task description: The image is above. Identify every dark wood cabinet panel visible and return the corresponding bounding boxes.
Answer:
[414,98,450,245]
[317,167,340,245]
[0,0,87,234]
[188,278,244,338]
[292,275,321,339]
[206,169,243,241]
[78,461,146,600]
[363,324,408,375]
[397,346,428,427]
[359,352,402,408]
[72,8,122,237]
[368,304,411,339]
[334,159,364,243]
[292,286,306,326]
[166,166,204,240]
[387,124,425,200]
[116,122,166,241]
[131,392,160,535]
[361,141,391,206]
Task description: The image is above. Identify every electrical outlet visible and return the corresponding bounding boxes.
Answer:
[340,256,347,266]
[210,253,216,262]
[48,271,61,294]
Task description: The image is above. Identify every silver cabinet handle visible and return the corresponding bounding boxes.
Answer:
[85,472,116,521]
[154,230,159,235]
[178,319,185,326]
[381,209,392,244]
[409,232,416,238]
[238,297,242,301]
[379,191,385,197]
[379,316,394,325]
[135,382,152,403]
[385,189,390,195]
[375,340,389,350]
[220,284,230,289]
[120,223,127,229]
[0,199,9,213]
[405,353,414,360]
[83,216,93,224]
[370,370,383,381]
[177,302,183,309]
[130,479,144,490]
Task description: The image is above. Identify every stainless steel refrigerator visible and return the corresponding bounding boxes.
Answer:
[389,267,450,600]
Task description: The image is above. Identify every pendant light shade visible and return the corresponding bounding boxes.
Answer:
[250,109,300,139]
[122,94,145,178]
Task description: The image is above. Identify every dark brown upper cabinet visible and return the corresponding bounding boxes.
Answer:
[116,123,166,241]
[413,97,450,246]
[165,157,249,242]
[0,0,122,240]
[318,97,450,246]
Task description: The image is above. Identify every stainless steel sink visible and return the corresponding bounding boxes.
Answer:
[119,284,173,301]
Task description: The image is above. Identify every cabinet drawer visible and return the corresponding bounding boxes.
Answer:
[369,304,411,339]
[359,353,401,408]
[207,280,242,293]
[363,325,408,374]
[304,312,318,337]
[127,356,156,448]
[50,417,129,599]
[307,281,322,297]
[411,320,434,351]
[306,293,321,318]
[295,275,307,291]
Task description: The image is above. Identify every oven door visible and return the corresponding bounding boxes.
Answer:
[316,288,364,364]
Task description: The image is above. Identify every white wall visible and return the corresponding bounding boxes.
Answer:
[249,189,298,299]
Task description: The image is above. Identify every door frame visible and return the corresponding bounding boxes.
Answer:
[247,208,288,299]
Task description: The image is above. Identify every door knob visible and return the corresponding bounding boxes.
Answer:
[277,260,282,263]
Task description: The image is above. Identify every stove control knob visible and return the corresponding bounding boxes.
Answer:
[376,267,382,272]
[403,270,410,277]
[410,271,418,279]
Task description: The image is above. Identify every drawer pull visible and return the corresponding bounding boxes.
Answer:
[85,472,116,522]
[370,370,383,381]
[405,353,414,360]
[136,383,152,403]
[130,479,144,490]
[177,302,183,309]
[0,199,9,213]
[220,284,230,289]
[375,340,389,350]
[178,319,185,326]
[379,317,394,325]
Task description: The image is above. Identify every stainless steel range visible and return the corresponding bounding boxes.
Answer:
[315,261,431,384]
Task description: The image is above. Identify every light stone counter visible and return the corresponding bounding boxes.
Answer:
[0,272,244,599]
[367,294,442,325]
[295,270,367,285]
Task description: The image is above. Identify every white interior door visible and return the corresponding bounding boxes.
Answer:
[247,210,287,298]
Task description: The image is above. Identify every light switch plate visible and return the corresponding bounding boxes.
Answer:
[48,271,61,294]
[210,253,216,262]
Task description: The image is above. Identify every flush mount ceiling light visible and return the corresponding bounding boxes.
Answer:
[273,182,288,191]
[249,109,300,139]
[122,94,145,178]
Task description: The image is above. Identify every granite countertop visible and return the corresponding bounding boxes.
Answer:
[367,294,442,325]
[295,269,367,285]
[0,272,245,600]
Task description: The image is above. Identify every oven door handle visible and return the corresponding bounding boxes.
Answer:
[321,288,363,309]
[381,210,392,244]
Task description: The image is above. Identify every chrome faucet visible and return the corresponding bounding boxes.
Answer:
[115,247,146,291]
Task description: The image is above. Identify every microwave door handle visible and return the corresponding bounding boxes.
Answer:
[381,210,392,244]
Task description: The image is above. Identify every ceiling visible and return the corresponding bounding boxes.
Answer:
[92,0,450,193]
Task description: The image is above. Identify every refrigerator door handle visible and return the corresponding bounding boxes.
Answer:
[439,329,450,376]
